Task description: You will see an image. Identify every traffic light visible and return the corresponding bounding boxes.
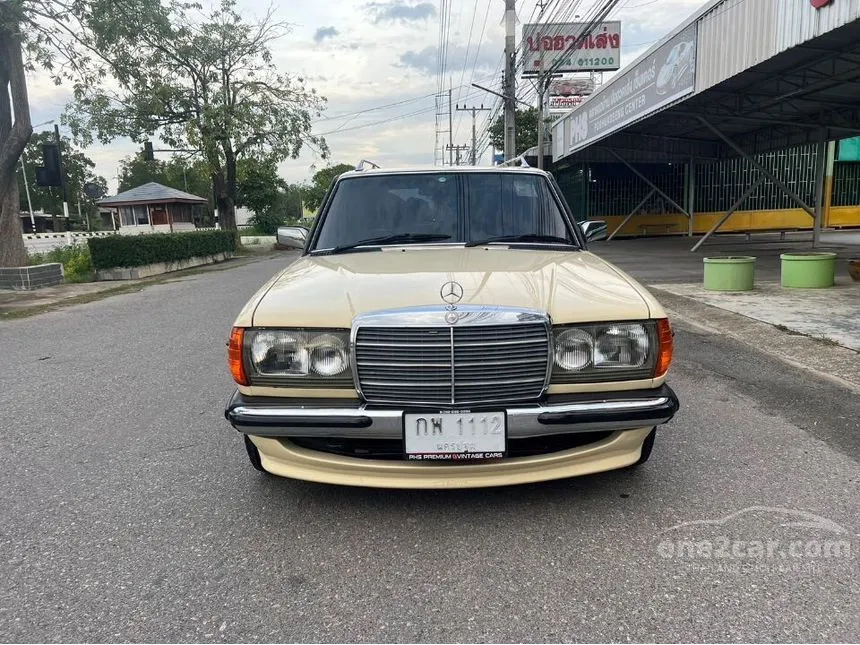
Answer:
[143,141,154,161]
[35,143,62,187]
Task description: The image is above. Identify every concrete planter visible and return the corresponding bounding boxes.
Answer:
[703,256,756,291]
[780,252,836,288]
[0,263,64,290]
[95,251,232,281]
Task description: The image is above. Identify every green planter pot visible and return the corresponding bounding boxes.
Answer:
[780,252,837,288]
[703,256,756,291]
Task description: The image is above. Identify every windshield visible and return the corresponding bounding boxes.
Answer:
[312,172,577,252]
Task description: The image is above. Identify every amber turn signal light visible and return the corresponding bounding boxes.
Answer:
[228,327,248,385]
[655,318,674,378]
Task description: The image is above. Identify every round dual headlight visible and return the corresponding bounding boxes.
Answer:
[248,330,349,377]
[307,334,349,376]
[554,328,593,371]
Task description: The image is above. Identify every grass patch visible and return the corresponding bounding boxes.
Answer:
[774,324,804,336]
[812,334,841,347]
[29,244,93,283]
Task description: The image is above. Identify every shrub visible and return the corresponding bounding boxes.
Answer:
[29,244,93,282]
[87,230,237,270]
[247,210,286,236]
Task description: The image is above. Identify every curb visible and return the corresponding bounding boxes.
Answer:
[651,287,860,394]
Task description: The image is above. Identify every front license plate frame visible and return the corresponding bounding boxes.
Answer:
[403,411,507,461]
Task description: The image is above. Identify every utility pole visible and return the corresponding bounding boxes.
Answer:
[448,85,454,166]
[534,0,552,168]
[503,0,517,161]
[446,144,470,166]
[534,73,559,169]
[456,104,491,164]
[53,124,72,237]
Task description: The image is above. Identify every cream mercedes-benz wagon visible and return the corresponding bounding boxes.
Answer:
[225,163,679,488]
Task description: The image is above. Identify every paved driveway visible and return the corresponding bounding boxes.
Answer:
[1,257,858,642]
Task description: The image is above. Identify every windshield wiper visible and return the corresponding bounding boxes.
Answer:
[316,233,452,255]
[464,234,577,248]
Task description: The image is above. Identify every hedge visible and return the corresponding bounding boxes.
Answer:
[88,231,237,270]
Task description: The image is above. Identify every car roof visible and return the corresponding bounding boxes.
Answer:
[338,165,551,179]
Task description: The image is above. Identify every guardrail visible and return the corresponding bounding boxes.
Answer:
[23,231,117,240]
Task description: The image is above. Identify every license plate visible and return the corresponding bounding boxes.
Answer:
[403,412,506,461]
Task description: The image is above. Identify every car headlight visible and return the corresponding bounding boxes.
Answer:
[246,329,351,383]
[552,321,658,383]
[554,328,593,371]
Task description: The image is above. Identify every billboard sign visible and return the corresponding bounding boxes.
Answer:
[522,22,621,74]
[549,77,595,96]
[562,22,698,155]
[549,95,587,113]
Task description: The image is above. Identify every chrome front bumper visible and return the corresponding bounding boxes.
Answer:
[225,385,679,439]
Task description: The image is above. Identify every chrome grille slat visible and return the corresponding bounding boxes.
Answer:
[354,318,549,405]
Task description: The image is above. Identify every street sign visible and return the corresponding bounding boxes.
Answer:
[522,22,621,74]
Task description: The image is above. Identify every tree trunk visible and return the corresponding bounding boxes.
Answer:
[211,169,236,231]
[222,145,238,231]
[0,21,32,267]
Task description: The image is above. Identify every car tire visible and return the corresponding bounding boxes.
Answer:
[627,427,656,468]
[244,435,267,473]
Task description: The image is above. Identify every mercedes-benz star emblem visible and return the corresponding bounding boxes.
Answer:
[440,281,464,305]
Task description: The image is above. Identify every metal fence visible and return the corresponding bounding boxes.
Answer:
[555,143,860,218]
[832,161,860,207]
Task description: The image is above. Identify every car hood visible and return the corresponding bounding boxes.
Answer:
[247,247,658,328]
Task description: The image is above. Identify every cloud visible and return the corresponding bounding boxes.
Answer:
[313,26,339,43]
[398,45,500,77]
[366,1,436,24]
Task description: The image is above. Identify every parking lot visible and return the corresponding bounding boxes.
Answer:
[2,254,859,642]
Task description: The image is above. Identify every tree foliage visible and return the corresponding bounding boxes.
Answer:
[1,0,326,264]
[18,132,107,224]
[236,156,304,235]
[64,0,328,231]
[488,108,553,157]
[303,163,354,212]
[117,154,211,200]
[235,157,287,217]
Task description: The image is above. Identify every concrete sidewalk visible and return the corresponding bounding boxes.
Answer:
[653,278,859,352]
[0,249,287,319]
[593,230,860,389]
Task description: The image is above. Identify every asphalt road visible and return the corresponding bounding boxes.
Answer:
[1,256,858,643]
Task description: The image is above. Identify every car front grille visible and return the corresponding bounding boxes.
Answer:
[354,322,550,406]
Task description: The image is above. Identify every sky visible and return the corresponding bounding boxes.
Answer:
[24,0,711,194]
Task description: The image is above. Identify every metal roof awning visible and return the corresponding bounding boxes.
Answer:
[552,0,860,166]
[98,182,208,207]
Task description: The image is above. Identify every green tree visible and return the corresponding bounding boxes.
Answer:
[64,0,328,232]
[17,132,108,229]
[236,157,306,235]
[303,163,354,212]
[488,107,553,157]
[236,157,288,217]
[117,156,168,193]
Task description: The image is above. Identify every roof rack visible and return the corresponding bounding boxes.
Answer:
[497,155,530,168]
[355,159,382,171]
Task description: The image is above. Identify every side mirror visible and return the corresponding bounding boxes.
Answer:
[580,220,608,242]
[276,226,309,249]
